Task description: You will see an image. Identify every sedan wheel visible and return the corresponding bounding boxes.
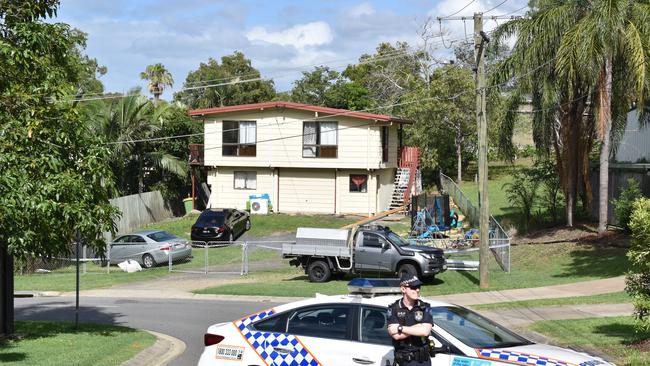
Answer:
[142,254,156,269]
[245,218,251,231]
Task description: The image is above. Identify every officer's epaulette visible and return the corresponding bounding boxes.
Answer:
[416,299,431,308]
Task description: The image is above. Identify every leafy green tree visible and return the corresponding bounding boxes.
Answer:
[404,65,476,179]
[625,197,650,332]
[553,0,650,236]
[0,0,119,336]
[175,52,276,109]
[344,42,425,115]
[290,66,372,110]
[140,63,174,102]
[290,66,340,106]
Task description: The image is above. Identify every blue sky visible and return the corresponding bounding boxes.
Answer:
[55,0,528,99]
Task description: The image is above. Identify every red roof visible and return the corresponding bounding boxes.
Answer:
[188,101,413,124]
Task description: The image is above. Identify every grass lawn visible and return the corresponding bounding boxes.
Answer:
[14,265,173,292]
[471,291,632,310]
[145,213,356,240]
[195,241,630,297]
[530,316,650,365]
[0,321,155,366]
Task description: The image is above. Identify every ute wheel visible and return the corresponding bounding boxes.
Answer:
[142,254,156,269]
[307,260,331,283]
[397,263,418,278]
[245,218,251,231]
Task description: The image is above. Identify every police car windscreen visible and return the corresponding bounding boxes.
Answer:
[430,306,532,349]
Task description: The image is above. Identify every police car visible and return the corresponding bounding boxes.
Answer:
[198,279,615,366]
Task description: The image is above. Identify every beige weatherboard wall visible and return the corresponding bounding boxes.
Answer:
[196,104,408,214]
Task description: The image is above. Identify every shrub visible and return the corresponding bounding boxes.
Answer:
[625,197,650,332]
[503,169,539,232]
[612,178,642,231]
[530,159,563,223]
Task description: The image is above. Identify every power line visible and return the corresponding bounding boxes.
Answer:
[484,0,510,14]
[440,0,476,19]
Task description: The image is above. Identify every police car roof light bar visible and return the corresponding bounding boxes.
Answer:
[347,278,402,297]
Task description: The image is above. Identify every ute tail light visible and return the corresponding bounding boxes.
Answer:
[217,227,225,233]
[204,333,225,346]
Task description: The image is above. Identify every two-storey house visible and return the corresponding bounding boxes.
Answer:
[189,101,418,215]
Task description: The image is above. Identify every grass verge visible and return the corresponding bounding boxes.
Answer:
[195,241,629,297]
[530,316,650,365]
[471,292,632,310]
[0,321,155,366]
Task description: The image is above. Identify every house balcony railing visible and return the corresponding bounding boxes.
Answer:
[189,144,204,166]
[398,146,419,169]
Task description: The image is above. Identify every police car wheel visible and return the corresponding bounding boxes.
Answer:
[398,263,418,278]
[307,260,331,282]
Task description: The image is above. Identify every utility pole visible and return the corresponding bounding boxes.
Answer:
[474,13,490,289]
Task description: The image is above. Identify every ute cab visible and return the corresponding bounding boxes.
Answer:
[198,279,615,366]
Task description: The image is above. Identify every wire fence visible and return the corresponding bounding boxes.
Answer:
[14,246,109,276]
[168,240,288,275]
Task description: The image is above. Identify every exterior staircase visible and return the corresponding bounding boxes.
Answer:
[389,147,419,210]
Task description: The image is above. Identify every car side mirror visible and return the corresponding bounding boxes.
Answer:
[382,242,390,250]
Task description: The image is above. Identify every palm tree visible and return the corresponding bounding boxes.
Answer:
[492,0,650,229]
[90,88,187,194]
[140,63,174,102]
[491,1,598,227]
[555,0,650,236]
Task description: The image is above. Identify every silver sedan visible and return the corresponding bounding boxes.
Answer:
[109,230,192,268]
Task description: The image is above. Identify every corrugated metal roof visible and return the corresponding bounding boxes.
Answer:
[188,101,413,124]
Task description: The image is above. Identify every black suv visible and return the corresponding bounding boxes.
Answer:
[190,208,251,244]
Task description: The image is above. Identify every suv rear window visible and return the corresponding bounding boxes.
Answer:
[196,211,226,226]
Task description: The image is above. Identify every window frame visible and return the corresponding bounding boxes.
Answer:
[349,174,368,193]
[285,304,354,341]
[302,121,338,158]
[233,171,257,190]
[222,120,257,157]
[358,306,393,346]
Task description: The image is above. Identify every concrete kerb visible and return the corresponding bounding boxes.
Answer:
[120,329,186,366]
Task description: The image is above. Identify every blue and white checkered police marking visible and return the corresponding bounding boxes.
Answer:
[235,309,321,366]
[478,349,577,366]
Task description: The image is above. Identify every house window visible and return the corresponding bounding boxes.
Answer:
[350,174,368,193]
[303,121,338,158]
[381,126,389,163]
[234,171,257,190]
[223,121,256,157]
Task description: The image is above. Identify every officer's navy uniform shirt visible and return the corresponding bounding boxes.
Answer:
[387,298,434,352]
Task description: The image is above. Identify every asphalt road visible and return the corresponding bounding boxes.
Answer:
[15,296,284,366]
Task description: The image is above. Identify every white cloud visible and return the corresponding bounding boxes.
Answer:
[246,21,333,49]
[348,3,374,18]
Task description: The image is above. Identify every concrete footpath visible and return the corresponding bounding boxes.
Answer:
[43,276,631,366]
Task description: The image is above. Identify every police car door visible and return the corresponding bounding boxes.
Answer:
[283,304,354,365]
[358,306,457,366]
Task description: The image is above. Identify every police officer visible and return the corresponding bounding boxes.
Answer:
[387,273,433,366]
